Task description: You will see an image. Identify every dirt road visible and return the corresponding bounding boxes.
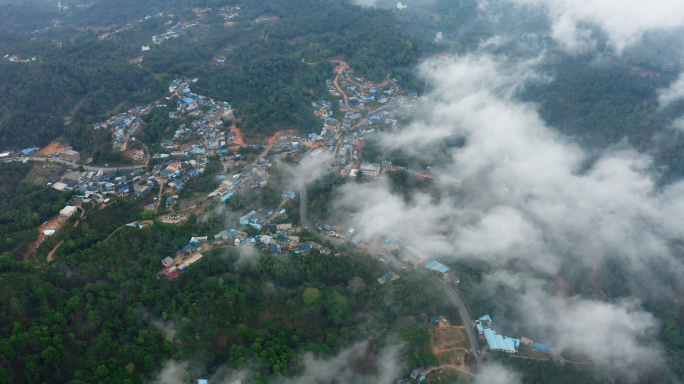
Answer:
[47,241,64,263]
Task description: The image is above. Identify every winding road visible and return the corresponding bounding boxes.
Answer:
[284,159,484,367]
[280,69,484,369]
[442,283,484,366]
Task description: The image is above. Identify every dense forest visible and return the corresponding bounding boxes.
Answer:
[0,198,458,383]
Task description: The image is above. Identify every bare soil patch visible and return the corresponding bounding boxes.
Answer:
[267,130,299,145]
[230,123,245,145]
[332,60,348,75]
[24,216,68,262]
[224,21,235,27]
[38,141,67,156]
[433,327,466,352]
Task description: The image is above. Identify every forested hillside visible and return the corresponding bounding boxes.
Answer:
[0,0,421,149]
[0,203,455,383]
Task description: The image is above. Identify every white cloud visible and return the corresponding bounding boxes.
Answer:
[658,72,684,108]
[148,361,191,384]
[671,117,684,132]
[473,364,521,384]
[508,0,684,52]
[337,53,684,368]
[487,271,661,369]
[152,343,401,384]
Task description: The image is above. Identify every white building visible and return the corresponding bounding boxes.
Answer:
[359,162,380,178]
[59,206,78,217]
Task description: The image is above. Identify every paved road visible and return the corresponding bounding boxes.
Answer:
[2,157,146,171]
[279,162,314,232]
[443,282,484,366]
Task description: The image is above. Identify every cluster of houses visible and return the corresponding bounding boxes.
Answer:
[53,167,156,203]
[4,55,36,64]
[162,240,206,280]
[151,157,212,192]
[96,104,155,151]
[219,6,240,22]
[158,228,333,279]
[204,158,274,204]
[99,12,169,41]
[152,21,201,44]
[160,79,235,156]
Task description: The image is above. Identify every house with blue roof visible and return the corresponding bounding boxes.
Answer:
[425,260,450,274]
[483,330,520,353]
[476,314,520,353]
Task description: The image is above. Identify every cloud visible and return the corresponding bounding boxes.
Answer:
[232,245,260,270]
[150,343,401,384]
[486,271,661,369]
[507,0,684,52]
[148,361,191,384]
[152,320,177,341]
[277,150,333,191]
[277,342,401,384]
[658,72,684,108]
[671,117,684,133]
[337,53,683,369]
[472,364,521,384]
[351,0,434,9]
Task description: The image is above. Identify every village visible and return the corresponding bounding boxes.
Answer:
[0,64,437,269]
[0,59,564,382]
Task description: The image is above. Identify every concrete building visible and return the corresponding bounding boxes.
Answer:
[59,206,78,217]
[359,162,380,177]
[60,149,80,162]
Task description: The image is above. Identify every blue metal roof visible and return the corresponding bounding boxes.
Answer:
[425,260,439,269]
[350,234,362,245]
[484,329,519,353]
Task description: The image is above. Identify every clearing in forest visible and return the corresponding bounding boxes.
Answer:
[433,327,466,352]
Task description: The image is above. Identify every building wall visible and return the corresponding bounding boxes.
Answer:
[61,150,80,162]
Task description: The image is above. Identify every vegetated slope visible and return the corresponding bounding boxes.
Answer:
[0,34,165,150]
[0,0,420,148]
[0,163,77,257]
[0,204,457,383]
